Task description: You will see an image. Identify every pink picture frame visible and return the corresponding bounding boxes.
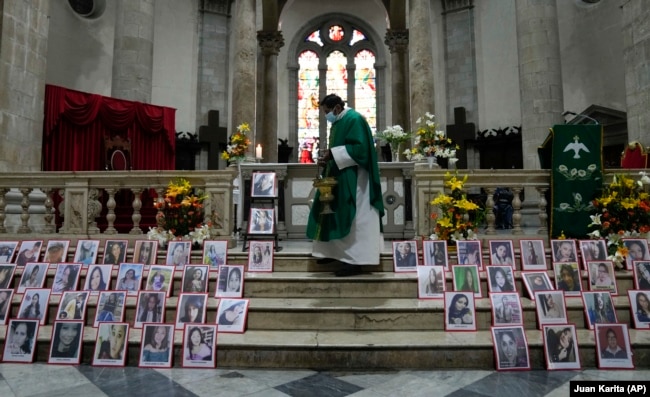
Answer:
[627,290,650,329]
[92,322,129,367]
[132,240,158,265]
[138,323,174,368]
[542,323,581,370]
[417,265,445,299]
[14,240,43,266]
[633,260,650,290]
[215,265,244,298]
[134,291,166,329]
[519,239,547,271]
[587,260,617,295]
[43,239,71,264]
[55,291,89,321]
[488,239,515,268]
[0,264,17,289]
[17,262,48,294]
[491,325,531,371]
[0,241,19,264]
[48,320,84,365]
[247,240,274,272]
[444,291,476,331]
[489,292,523,326]
[93,290,127,327]
[73,239,100,266]
[534,290,568,329]
[51,263,82,294]
[182,265,209,293]
[175,293,208,329]
[2,319,39,363]
[216,298,250,333]
[17,288,51,325]
[422,240,449,269]
[392,240,418,272]
[0,288,14,325]
[182,324,217,368]
[595,323,634,369]
[202,239,228,268]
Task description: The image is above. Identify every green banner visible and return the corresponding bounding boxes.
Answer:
[548,124,603,238]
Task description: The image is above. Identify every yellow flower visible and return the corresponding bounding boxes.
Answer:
[455,199,480,211]
[436,217,453,228]
[431,194,454,206]
[620,198,638,210]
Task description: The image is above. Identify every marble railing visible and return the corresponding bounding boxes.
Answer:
[0,165,641,242]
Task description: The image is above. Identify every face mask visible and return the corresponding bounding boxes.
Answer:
[325,111,337,123]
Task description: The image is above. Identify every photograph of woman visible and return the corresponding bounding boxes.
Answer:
[217,299,249,332]
[489,241,514,267]
[458,241,482,268]
[579,239,608,268]
[248,241,274,272]
[116,264,142,293]
[491,293,522,325]
[216,265,244,298]
[2,319,38,363]
[135,291,165,328]
[73,239,99,265]
[487,266,515,293]
[58,291,88,321]
[423,240,448,268]
[535,291,567,327]
[203,240,227,268]
[543,325,580,370]
[445,292,475,330]
[44,240,68,264]
[132,240,157,265]
[522,272,554,299]
[583,291,617,329]
[52,263,81,294]
[393,241,418,270]
[519,239,546,270]
[492,326,530,370]
[0,241,18,263]
[103,240,128,267]
[182,266,208,293]
[18,263,47,293]
[0,289,14,324]
[0,264,15,289]
[167,241,191,267]
[417,266,445,298]
[635,262,650,290]
[551,239,577,263]
[629,290,650,329]
[624,239,650,269]
[94,291,126,327]
[139,324,173,367]
[554,263,582,295]
[15,240,42,267]
[183,325,215,367]
[48,321,83,364]
[251,172,276,197]
[248,208,274,234]
[84,264,111,293]
[453,265,481,297]
[176,293,207,328]
[18,290,50,324]
[93,323,128,366]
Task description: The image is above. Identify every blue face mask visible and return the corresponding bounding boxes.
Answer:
[325,111,337,123]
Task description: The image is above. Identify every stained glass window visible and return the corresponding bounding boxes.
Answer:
[297,50,320,163]
[350,30,366,46]
[329,25,344,41]
[306,30,323,46]
[354,50,377,133]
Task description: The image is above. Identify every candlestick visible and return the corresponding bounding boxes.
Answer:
[255,144,262,159]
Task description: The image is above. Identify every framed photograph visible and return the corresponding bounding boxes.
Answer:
[84,264,113,293]
[215,265,244,298]
[145,265,175,297]
[132,240,158,265]
[543,324,581,370]
[582,291,617,330]
[55,291,89,321]
[44,239,70,264]
[0,264,17,289]
[202,239,228,268]
[633,261,650,290]
[175,293,208,329]
[587,261,617,294]
[519,239,547,271]
[17,262,48,293]
[551,239,578,263]
[553,262,582,296]
[251,171,277,197]
[578,239,608,269]
[92,322,129,366]
[51,263,82,294]
[216,298,249,333]
[623,238,650,270]
[93,291,127,327]
[102,239,129,267]
[444,291,476,331]
[116,263,144,294]
[2,319,39,363]
[248,240,274,272]
[392,240,418,272]
[628,290,650,329]
[138,323,174,368]
[487,265,516,293]
[595,323,634,369]
[248,208,275,234]
[134,291,166,328]
[491,325,530,371]
[166,240,191,267]
[48,320,84,365]
[182,265,209,293]
[521,271,554,300]
[0,288,14,325]
[14,240,43,266]
[18,288,51,325]
[0,241,18,263]
[422,240,449,268]
[452,265,481,298]
[488,240,515,267]
[534,290,568,328]
[417,265,445,299]
[489,292,523,326]
[73,239,100,266]
[182,324,217,368]
[456,240,483,269]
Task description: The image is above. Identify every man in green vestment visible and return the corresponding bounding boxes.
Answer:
[306,94,385,276]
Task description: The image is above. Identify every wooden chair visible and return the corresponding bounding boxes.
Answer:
[104,135,132,170]
[621,141,649,169]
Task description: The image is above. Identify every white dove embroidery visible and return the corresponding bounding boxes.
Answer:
[563,135,590,159]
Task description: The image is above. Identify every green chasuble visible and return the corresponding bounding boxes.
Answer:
[547,124,603,238]
[306,109,385,241]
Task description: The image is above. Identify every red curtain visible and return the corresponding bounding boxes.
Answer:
[43,84,176,171]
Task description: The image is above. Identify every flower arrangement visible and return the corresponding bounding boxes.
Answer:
[588,172,650,268]
[221,122,252,162]
[404,112,459,162]
[429,171,483,242]
[376,125,412,147]
[149,178,208,244]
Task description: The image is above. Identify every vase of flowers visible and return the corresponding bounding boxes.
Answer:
[588,171,650,269]
[376,125,411,162]
[221,122,252,163]
[404,112,459,167]
[429,171,483,243]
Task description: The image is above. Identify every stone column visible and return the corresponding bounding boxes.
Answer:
[231,0,257,157]
[409,0,436,122]
[0,0,50,172]
[515,0,564,170]
[384,29,410,130]
[621,0,650,143]
[257,31,285,163]
[111,0,155,102]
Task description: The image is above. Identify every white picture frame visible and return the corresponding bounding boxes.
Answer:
[182,324,217,368]
[2,319,39,363]
[216,298,250,333]
[628,290,650,329]
[543,324,581,370]
[215,265,244,298]
[251,171,277,197]
[534,290,568,329]
[92,322,129,367]
[73,239,100,266]
[392,240,418,272]
[417,265,445,299]
[519,239,547,271]
[582,291,617,330]
[55,291,89,321]
[489,292,523,326]
[93,291,127,327]
[248,208,275,234]
[17,288,51,325]
[422,240,449,269]
[247,240,274,272]
[444,291,476,331]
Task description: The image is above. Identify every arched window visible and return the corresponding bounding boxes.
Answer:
[291,19,383,163]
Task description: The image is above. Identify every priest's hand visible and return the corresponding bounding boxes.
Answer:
[317,149,332,166]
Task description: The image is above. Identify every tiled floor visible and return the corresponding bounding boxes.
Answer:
[0,363,648,397]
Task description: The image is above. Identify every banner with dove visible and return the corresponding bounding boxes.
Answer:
[548,124,603,238]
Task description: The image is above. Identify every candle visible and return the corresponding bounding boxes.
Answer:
[255,144,262,159]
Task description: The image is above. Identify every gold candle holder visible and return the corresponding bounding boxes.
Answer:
[313,176,338,215]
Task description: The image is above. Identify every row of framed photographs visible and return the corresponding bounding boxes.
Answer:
[0,239,234,268]
[0,262,248,299]
[490,323,634,371]
[2,317,246,368]
[396,238,650,271]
